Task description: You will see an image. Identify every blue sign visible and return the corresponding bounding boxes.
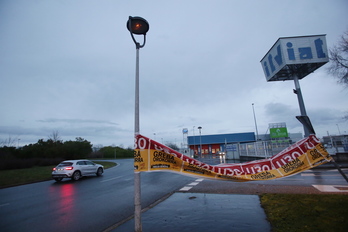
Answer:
[226,144,237,151]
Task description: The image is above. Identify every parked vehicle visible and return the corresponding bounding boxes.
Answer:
[52,160,104,182]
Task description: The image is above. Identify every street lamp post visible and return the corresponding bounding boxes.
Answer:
[198,126,202,157]
[337,124,341,135]
[193,126,196,157]
[252,103,259,141]
[252,103,259,157]
[127,16,149,232]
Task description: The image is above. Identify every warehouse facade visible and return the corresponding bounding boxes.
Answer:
[187,131,303,160]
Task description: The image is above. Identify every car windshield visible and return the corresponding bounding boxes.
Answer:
[58,162,73,167]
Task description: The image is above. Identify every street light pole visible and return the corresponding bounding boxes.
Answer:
[198,126,202,157]
[337,124,341,135]
[133,42,142,232]
[252,103,259,141]
[127,16,149,232]
[193,126,196,157]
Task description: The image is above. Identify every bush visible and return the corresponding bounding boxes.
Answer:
[0,157,64,170]
[0,137,132,170]
[97,146,133,159]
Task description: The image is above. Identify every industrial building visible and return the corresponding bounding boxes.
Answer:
[184,123,303,160]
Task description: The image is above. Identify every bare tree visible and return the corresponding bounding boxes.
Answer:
[344,114,348,121]
[328,30,348,122]
[165,142,180,151]
[327,30,348,87]
[48,130,62,143]
[0,135,19,147]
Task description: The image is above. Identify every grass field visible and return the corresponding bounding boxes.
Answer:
[261,193,348,232]
[1,163,348,231]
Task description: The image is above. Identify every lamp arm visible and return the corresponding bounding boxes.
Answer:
[129,32,146,49]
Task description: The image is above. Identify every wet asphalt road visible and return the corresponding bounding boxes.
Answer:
[0,159,193,232]
[1,159,347,232]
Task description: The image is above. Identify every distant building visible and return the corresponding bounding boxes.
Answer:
[322,134,348,153]
[187,131,303,160]
[188,132,255,156]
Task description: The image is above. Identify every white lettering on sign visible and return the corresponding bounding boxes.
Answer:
[261,35,329,81]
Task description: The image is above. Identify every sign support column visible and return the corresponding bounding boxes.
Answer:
[260,35,329,138]
[293,75,310,137]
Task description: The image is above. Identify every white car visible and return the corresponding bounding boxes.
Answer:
[52,160,104,182]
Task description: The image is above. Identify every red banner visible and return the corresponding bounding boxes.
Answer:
[134,134,332,181]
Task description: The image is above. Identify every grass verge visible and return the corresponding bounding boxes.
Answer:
[0,161,116,188]
[260,193,348,232]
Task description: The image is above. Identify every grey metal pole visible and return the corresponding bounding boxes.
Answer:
[293,75,310,137]
[127,16,149,232]
[252,103,259,141]
[199,130,202,157]
[193,126,196,157]
[134,45,142,232]
[134,46,140,134]
[252,103,259,156]
[198,127,202,157]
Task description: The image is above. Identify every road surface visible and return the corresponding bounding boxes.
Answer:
[0,159,193,232]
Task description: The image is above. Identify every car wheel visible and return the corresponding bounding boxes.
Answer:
[54,177,63,182]
[96,167,103,176]
[72,171,81,181]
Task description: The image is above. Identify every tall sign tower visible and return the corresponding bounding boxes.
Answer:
[261,35,329,136]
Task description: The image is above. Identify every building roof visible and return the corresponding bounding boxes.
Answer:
[188,132,256,145]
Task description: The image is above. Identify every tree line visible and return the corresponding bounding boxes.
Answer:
[327,29,348,121]
[0,137,133,170]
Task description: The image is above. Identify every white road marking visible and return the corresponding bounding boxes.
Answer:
[312,185,348,192]
[179,186,192,191]
[188,182,200,186]
[179,179,203,191]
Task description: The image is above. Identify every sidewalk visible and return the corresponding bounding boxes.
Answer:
[109,192,271,232]
[107,161,347,232]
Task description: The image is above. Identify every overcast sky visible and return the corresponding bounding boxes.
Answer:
[1,0,348,148]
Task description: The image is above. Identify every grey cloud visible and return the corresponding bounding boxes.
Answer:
[37,118,119,125]
[1,0,347,147]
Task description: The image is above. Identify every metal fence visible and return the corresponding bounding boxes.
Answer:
[228,140,292,160]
